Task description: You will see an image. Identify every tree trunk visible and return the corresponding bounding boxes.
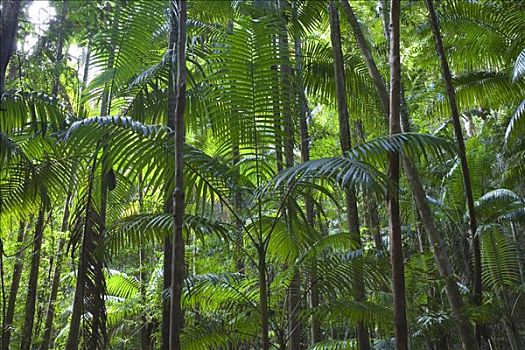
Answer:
[387,1,408,349]
[20,207,46,350]
[277,2,302,348]
[425,0,483,344]
[1,222,27,350]
[39,192,72,350]
[258,248,271,350]
[0,0,22,95]
[328,2,371,349]
[162,4,178,348]
[169,1,187,348]
[294,14,321,343]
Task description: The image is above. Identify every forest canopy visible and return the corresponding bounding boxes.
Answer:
[0,0,524,350]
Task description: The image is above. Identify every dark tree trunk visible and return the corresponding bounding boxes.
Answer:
[162,4,178,348]
[328,2,371,349]
[277,1,302,348]
[425,0,483,344]
[169,1,187,348]
[258,248,271,350]
[1,222,27,350]
[0,0,22,95]
[20,207,46,350]
[387,1,408,349]
[294,14,320,343]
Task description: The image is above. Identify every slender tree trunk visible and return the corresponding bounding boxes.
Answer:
[0,0,22,95]
[328,2,371,349]
[39,12,71,343]
[294,14,321,343]
[425,0,483,344]
[169,1,187,348]
[1,222,27,350]
[342,1,479,348]
[277,2,302,348]
[162,4,178,348]
[258,248,271,350]
[20,207,46,350]
[387,1,408,349]
[39,193,72,350]
[137,176,153,350]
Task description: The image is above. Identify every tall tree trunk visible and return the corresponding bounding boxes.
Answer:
[20,207,46,350]
[387,1,408,349]
[294,14,321,343]
[328,2,371,349]
[39,193,73,350]
[277,1,302,348]
[0,0,22,95]
[1,222,27,350]
[39,12,71,343]
[424,0,483,344]
[342,1,479,348]
[169,1,187,348]
[162,4,178,348]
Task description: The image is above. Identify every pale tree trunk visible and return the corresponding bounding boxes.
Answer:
[424,0,484,345]
[0,0,22,95]
[328,2,371,349]
[1,222,27,350]
[387,1,408,349]
[341,1,478,348]
[169,0,187,348]
[20,207,46,350]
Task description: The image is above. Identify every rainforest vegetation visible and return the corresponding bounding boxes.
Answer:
[0,0,524,349]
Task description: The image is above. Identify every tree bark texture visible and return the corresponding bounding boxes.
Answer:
[169,0,187,348]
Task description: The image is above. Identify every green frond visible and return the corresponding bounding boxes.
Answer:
[475,189,524,222]
[513,48,525,81]
[479,224,521,293]
[107,213,230,256]
[106,270,140,299]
